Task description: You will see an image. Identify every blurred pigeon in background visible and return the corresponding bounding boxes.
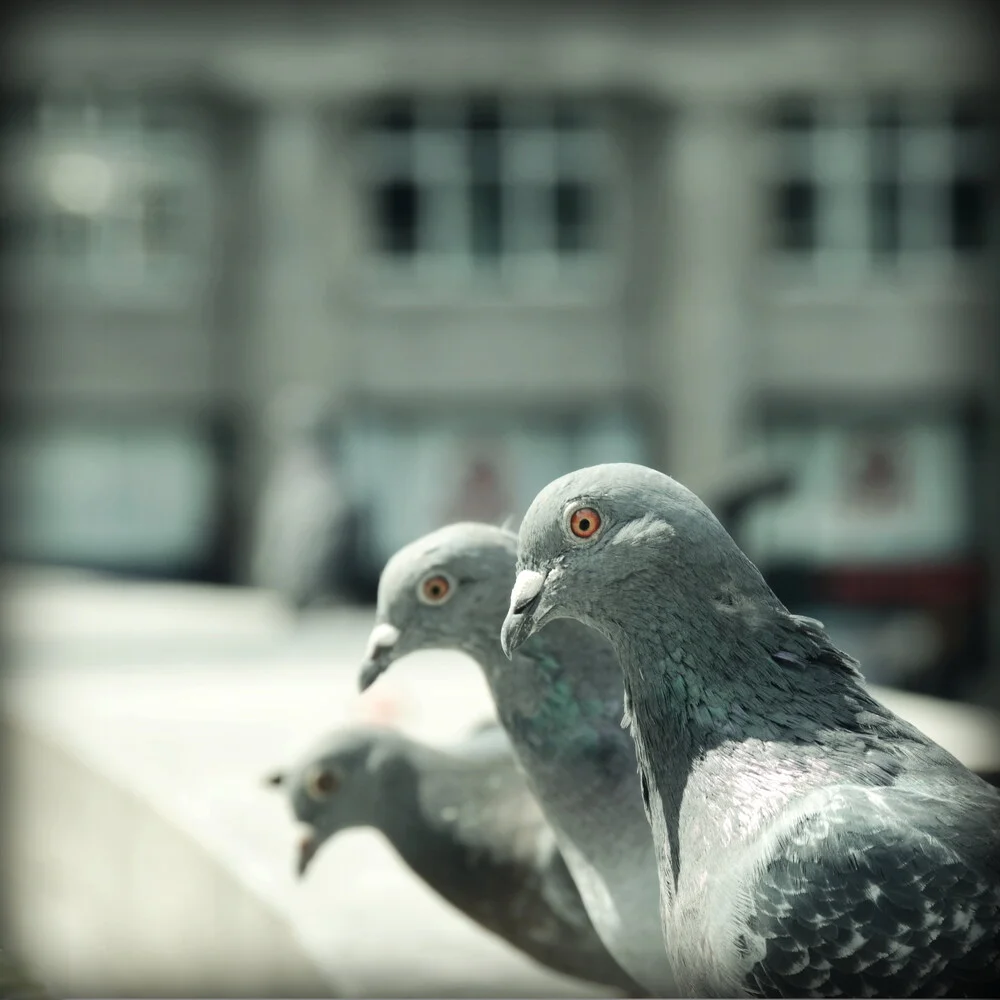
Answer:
[698,453,795,549]
[265,720,645,996]
[357,523,676,996]
[250,384,354,613]
[502,463,1000,997]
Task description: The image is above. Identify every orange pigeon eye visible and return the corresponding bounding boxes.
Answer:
[419,574,452,604]
[569,507,602,539]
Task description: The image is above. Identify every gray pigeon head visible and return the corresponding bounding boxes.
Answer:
[358,522,518,691]
[264,725,404,876]
[501,462,775,657]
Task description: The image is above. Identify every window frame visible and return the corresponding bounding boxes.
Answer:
[2,87,213,305]
[355,92,620,304]
[764,91,994,289]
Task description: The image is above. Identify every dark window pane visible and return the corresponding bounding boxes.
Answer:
[868,96,904,133]
[371,98,415,135]
[466,97,501,181]
[466,96,501,134]
[771,179,817,252]
[470,181,502,260]
[869,179,901,258]
[950,93,992,138]
[553,180,592,254]
[771,96,817,134]
[373,180,419,256]
[949,176,990,253]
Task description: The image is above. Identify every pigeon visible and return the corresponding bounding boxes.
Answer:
[250,385,352,612]
[265,720,644,996]
[357,522,676,996]
[501,462,1000,998]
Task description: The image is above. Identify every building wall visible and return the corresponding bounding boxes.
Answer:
[3,1,995,605]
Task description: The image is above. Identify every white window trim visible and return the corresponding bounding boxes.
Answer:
[814,96,869,284]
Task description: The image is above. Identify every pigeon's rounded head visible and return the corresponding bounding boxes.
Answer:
[357,522,519,692]
[501,463,769,657]
[266,725,404,877]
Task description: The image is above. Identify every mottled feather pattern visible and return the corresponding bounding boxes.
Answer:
[740,787,1000,997]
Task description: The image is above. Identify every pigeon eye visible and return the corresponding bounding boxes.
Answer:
[569,507,602,539]
[418,573,453,605]
[305,766,340,800]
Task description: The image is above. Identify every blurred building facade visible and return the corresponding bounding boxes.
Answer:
[2,2,997,691]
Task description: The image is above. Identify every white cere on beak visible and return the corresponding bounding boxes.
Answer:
[365,622,401,661]
[509,570,546,616]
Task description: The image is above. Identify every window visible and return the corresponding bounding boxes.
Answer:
[1,88,209,292]
[767,92,994,273]
[768,98,825,256]
[743,419,973,565]
[1,421,218,571]
[360,95,611,289]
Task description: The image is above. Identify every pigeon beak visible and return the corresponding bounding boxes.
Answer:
[296,824,320,877]
[501,570,547,659]
[358,622,401,692]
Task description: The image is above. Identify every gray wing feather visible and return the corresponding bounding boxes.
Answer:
[738,787,1000,998]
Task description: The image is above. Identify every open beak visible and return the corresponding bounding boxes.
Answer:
[358,622,401,692]
[500,570,548,659]
[296,825,320,877]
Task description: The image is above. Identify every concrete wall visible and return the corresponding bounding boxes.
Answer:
[1,716,337,998]
[8,3,990,97]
